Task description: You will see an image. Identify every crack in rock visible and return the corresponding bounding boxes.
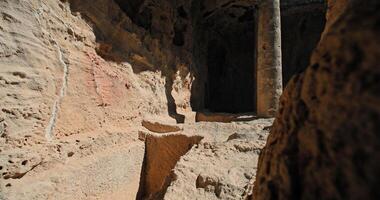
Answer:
[45,44,69,140]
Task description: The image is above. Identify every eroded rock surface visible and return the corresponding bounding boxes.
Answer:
[164,119,274,200]
[2,0,377,199]
[255,1,380,199]
[165,140,262,200]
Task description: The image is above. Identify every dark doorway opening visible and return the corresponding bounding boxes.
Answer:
[205,35,256,113]
[192,4,257,114]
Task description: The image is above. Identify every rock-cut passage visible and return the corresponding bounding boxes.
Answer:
[136,133,203,199]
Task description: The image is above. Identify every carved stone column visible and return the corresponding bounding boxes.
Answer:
[257,0,283,117]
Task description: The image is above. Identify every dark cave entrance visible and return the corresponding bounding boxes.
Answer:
[192,4,257,114]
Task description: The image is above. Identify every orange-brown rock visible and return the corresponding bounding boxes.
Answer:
[324,0,349,33]
[142,119,182,133]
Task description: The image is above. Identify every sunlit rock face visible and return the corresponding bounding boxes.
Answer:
[255,0,380,199]
[4,0,378,199]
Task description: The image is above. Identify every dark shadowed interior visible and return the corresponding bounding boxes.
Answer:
[192,4,257,113]
[281,3,327,85]
[191,1,326,114]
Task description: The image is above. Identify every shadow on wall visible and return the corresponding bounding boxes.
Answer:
[66,0,191,123]
[65,0,327,119]
[67,0,260,118]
